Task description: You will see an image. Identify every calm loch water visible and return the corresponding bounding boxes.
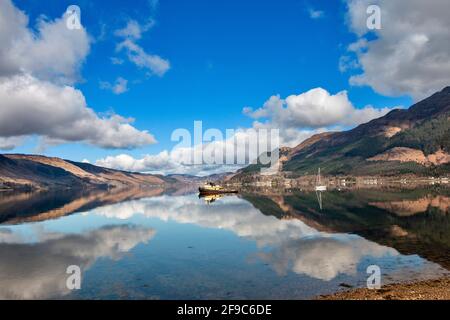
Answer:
[0,187,449,299]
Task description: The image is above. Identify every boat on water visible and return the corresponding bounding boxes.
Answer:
[198,182,238,195]
[315,167,327,191]
[315,167,326,210]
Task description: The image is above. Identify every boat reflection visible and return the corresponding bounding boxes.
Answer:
[199,193,224,204]
[316,190,324,210]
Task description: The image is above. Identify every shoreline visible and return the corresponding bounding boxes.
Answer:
[317,276,450,300]
[225,174,450,189]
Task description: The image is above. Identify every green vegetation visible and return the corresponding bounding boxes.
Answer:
[282,114,450,176]
[387,112,450,155]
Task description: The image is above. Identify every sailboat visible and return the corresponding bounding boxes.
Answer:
[315,168,327,191]
[315,167,326,210]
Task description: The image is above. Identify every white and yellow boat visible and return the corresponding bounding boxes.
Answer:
[198,182,238,195]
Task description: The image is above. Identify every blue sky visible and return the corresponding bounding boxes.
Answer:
[2,0,448,174]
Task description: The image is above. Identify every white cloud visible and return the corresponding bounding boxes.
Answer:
[308,8,324,19]
[0,0,156,150]
[251,121,322,148]
[96,124,282,175]
[110,57,124,65]
[114,19,154,40]
[116,39,170,76]
[244,87,397,129]
[100,77,129,95]
[0,136,25,151]
[112,77,128,94]
[114,19,170,77]
[0,74,155,149]
[96,150,243,176]
[344,0,450,99]
[97,153,171,172]
[0,0,89,85]
[338,55,360,73]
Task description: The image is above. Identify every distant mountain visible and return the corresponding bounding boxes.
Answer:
[166,174,205,183]
[167,172,235,183]
[236,87,450,177]
[0,154,176,190]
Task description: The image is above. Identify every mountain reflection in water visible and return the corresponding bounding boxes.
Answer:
[0,186,448,299]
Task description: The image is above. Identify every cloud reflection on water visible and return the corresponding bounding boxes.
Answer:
[0,225,155,299]
[90,195,400,281]
[1,193,446,299]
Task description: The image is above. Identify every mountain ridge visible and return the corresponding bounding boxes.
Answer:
[235,86,450,178]
[0,154,176,190]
